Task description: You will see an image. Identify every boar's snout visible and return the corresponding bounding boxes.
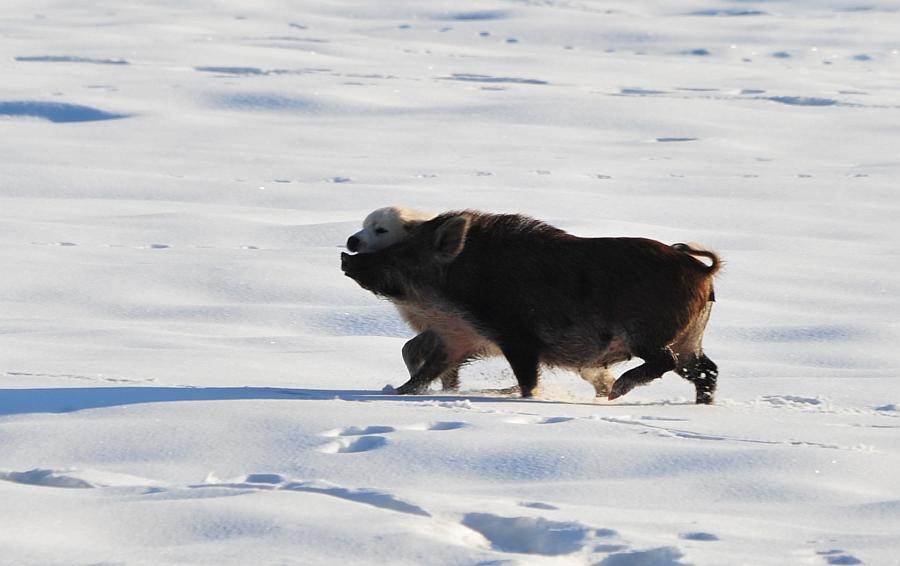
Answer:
[340,250,406,299]
[341,251,372,285]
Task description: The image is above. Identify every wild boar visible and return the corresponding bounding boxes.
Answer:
[341,211,721,404]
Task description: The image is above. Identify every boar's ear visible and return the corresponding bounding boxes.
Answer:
[432,215,470,261]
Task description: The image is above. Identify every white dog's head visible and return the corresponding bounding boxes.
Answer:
[346,206,434,253]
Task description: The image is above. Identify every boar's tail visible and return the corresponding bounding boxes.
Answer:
[672,243,721,276]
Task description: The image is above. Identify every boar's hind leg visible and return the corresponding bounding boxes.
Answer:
[397,331,451,395]
[671,302,718,404]
[608,349,676,401]
[579,367,616,397]
[676,354,718,405]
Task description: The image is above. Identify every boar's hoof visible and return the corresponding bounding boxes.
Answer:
[520,386,538,399]
[607,379,633,402]
[696,391,715,405]
[395,381,429,395]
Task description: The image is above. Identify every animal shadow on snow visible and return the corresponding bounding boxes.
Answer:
[0,386,687,416]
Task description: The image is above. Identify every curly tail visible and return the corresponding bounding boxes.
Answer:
[672,242,722,275]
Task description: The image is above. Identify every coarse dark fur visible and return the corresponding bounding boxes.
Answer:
[341,211,721,404]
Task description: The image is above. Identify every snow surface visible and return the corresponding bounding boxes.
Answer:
[2,0,899,564]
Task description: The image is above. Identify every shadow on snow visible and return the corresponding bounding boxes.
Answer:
[0,101,130,123]
[0,386,677,416]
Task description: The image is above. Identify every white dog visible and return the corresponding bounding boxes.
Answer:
[345,206,434,253]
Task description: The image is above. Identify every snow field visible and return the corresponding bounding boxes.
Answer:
[2,0,899,564]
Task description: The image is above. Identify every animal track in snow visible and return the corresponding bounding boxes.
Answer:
[817,549,863,565]
[597,416,862,451]
[766,96,839,107]
[4,370,155,384]
[680,531,719,541]
[318,420,467,453]
[0,100,131,123]
[504,415,574,425]
[436,10,509,21]
[596,547,687,565]
[321,425,396,437]
[758,395,835,413]
[460,514,664,560]
[318,435,388,454]
[609,86,889,109]
[28,241,272,252]
[402,421,467,431]
[0,468,166,489]
[519,501,558,510]
[440,73,548,85]
[16,55,129,65]
[654,137,698,143]
[762,395,826,406]
[2,468,431,517]
[461,513,592,556]
[689,8,768,17]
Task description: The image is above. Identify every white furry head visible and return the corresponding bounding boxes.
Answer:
[346,206,434,253]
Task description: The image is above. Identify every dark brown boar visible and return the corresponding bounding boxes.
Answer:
[341,211,721,404]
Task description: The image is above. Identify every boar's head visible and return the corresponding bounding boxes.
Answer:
[341,213,470,299]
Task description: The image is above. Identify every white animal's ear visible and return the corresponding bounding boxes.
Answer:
[432,215,469,261]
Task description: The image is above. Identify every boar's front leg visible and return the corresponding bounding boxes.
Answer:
[401,330,461,392]
[396,331,453,394]
[401,331,436,376]
[500,339,540,398]
[608,349,676,401]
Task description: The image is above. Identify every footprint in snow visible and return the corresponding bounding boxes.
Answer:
[0,468,166,489]
[519,501,558,510]
[654,137,698,143]
[760,395,828,408]
[818,550,863,565]
[505,416,574,425]
[680,531,719,541]
[403,421,467,431]
[318,435,387,454]
[462,514,638,559]
[765,96,840,107]
[0,100,130,123]
[596,547,688,565]
[323,422,466,436]
[462,513,592,556]
[200,474,430,517]
[321,425,396,437]
[318,420,467,452]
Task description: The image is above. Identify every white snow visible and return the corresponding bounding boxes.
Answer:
[2,0,899,564]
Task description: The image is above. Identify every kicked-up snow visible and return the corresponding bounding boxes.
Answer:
[1,0,899,564]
